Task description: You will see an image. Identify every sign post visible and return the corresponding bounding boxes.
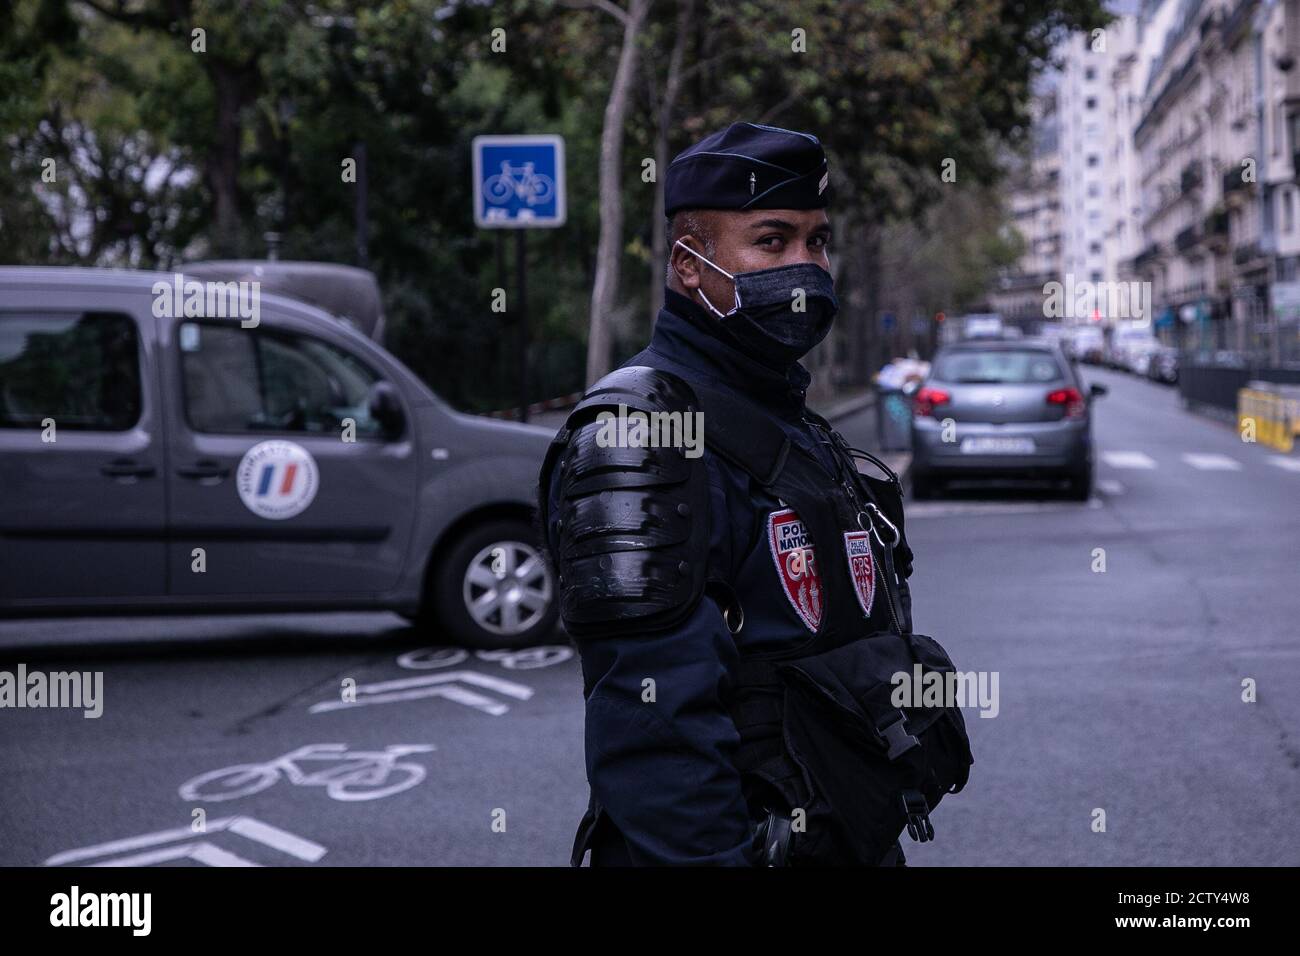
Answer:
[472,135,567,422]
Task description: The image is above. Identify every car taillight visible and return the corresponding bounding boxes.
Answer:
[913,386,950,418]
[1046,387,1085,418]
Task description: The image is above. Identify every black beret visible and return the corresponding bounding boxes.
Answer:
[664,122,832,218]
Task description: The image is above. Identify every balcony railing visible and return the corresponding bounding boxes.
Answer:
[1222,167,1253,197]
[1233,241,1262,265]
[1176,225,1202,251]
[1133,242,1164,270]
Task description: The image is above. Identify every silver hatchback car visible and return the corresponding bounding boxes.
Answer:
[909,339,1105,500]
[0,267,557,648]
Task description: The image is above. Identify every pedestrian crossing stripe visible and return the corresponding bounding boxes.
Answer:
[1266,456,1300,472]
[1101,451,1156,469]
[1181,453,1242,471]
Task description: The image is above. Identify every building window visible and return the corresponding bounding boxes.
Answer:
[1085,67,1096,81]
[1087,154,1100,167]
[1284,188,1295,235]
[1086,97,1097,110]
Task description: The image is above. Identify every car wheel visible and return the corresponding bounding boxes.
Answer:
[1065,467,1092,502]
[427,519,559,649]
[911,473,937,500]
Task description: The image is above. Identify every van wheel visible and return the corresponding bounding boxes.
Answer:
[427,519,558,649]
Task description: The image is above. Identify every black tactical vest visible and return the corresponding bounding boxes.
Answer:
[689,379,974,866]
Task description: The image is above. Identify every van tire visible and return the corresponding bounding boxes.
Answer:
[426,519,559,650]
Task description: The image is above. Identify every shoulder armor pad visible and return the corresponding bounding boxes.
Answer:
[539,366,709,638]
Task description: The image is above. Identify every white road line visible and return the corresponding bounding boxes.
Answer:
[1101,451,1157,469]
[1181,453,1243,471]
[1097,479,1125,496]
[227,816,327,862]
[45,816,327,867]
[907,500,1099,518]
[1266,456,1300,472]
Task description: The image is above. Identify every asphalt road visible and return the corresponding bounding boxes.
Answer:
[2,366,1297,867]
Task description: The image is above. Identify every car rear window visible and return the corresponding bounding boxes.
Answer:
[932,349,1065,384]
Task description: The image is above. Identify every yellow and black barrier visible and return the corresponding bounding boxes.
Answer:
[1238,384,1300,453]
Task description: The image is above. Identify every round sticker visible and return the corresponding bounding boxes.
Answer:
[236,440,319,520]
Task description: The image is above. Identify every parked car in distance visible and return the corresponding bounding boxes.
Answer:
[1106,324,1157,371]
[909,338,1106,500]
[1147,344,1179,385]
[1065,325,1105,364]
[961,314,1004,339]
[0,266,558,648]
[1128,338,1161,378]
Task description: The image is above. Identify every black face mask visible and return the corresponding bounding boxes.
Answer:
[674,239,839,365]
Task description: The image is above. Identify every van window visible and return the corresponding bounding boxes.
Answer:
[181,322,384,436]
[0,311,141,430]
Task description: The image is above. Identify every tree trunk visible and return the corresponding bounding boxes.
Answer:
[207,64,246,257]
[585,0,653,387]
[648,0,693,324]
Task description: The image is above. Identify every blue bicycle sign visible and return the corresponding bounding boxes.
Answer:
[472,135,566,228]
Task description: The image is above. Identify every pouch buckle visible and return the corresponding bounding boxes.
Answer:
[900,789,935,843]
[876,709,919,759]
[753,809,795,867]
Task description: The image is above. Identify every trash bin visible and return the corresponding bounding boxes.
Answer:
[875,383,913,452]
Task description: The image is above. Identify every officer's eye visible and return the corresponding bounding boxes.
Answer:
[757,234,786,250]
[810,235,830,250]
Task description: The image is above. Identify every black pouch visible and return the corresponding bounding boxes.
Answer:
[774,630,974,866]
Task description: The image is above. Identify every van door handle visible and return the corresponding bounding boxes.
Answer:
[100,459,156,480]
[176,461,230,483]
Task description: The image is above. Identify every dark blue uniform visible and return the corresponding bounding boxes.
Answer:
[543,290,913,865]
[539,123,967,866]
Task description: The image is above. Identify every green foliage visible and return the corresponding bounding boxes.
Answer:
[0,0,1106,409]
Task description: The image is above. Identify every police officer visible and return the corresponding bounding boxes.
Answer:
[539,123,967,866]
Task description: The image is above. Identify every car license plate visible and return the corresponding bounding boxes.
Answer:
[960,436,1035,455]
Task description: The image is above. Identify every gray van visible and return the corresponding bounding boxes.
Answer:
[0,266,558,648]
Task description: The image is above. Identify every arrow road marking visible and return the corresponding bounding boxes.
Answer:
[44,816,326,867]
[308,670,533,716]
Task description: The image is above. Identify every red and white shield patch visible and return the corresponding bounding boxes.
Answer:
[843,530,876,617]
[767,508,823,632]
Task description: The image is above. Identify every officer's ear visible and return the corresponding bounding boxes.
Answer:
[671,237,704,290]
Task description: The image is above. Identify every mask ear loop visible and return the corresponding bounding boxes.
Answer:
[673,238,738,317]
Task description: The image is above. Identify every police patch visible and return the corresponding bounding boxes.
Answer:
[843,531,876,617]
[767,508,822,632]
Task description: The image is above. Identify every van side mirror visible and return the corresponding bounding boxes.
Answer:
[368,381,405,439]
[1089,383,1108,398]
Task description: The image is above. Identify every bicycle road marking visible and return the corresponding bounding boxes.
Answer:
[179,743,436,803]
[396,645,574,671]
